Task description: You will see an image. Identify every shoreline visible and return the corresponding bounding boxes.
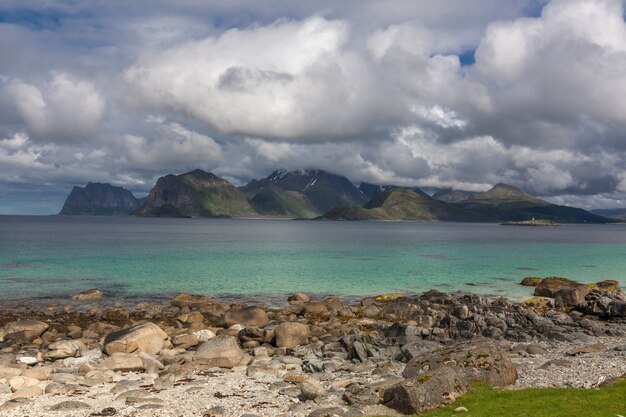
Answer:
[0,278,625,416]
[0,288,535,312]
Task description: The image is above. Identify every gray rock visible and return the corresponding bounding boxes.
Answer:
[49,401,92,411]
[342,384,379,406]
[554,286,591,308]
[382,367,468,415]
[300,379,326,401]
[403,338,518,387]
[401,341,443,361]
[308,407,345,417]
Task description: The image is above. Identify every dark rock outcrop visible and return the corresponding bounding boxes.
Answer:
[402,339,518,387]
[59,183,142,215]
[382,367,468,414]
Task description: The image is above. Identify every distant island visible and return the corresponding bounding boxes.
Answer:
[59,182,145,216]
[59,168,617,224]
[501,219,560,226]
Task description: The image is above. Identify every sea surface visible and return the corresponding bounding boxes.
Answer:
[1,215,625,305]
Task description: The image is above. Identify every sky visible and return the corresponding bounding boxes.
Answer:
[1,0,626,214]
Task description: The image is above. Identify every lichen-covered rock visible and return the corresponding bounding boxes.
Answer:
[224,307,269,328]
[195,335,246,368]
[403,339,517,387]
[382,367,468,414]
[534,277,580,298]
[520,277,542,287]
[171,293,214,308]
[104,322,170,356]
[274,322,310,349]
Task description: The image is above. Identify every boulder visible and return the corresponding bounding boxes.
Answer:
[0,320,49,343]
[171,293,214,308]
[565,343,607,356]
[534,277,581,298]
[554,286,591,308]
[172,333,199,347]
[102,353,144,372]
[520,277,542,287]
[8,376,40,392]
[302,302,329,317]
[71,288,103,301]
[224,307,270,328]
[342,383,379,406]
[44,340,87,360]
[288,292,311,303]
[609,300,626,317]
[11,385,44,399]
[195,335,246,368]
[176,312,204,324]
[300,380,326,401]
[104,322,170,356]
[403,339,517,387]
[382,367,468,414]
[401,341,444,361]
[274,322,310,349]
[193,329,216,343]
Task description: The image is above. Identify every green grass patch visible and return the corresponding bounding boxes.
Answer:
[415,380,626,417]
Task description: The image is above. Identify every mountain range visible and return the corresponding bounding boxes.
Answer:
[59,169,617,223]
[590,208,626,220]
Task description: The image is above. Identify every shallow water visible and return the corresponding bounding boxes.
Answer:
[1,216,625,303]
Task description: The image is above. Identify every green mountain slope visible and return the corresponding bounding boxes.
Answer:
[321,183,612,223]
[241,169,367,217]
[248,185,319,218]
[134,169,257,218]
[456,184,611,223]
[321,189,478,221]
[359,183,430,200]
[432,189,478,203]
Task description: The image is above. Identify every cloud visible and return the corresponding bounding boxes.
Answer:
[119,121,223,169]
[472,0,626,147]
[2,0,626,213]
[4,74,105,143]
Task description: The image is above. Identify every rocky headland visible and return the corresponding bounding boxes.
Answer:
[0,278,625,416]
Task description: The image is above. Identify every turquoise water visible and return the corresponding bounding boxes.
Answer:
[1,216,626,303]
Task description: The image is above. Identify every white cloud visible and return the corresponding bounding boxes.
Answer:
[3,0,626,212]
[120,121,223,168]
[5,74,105,142]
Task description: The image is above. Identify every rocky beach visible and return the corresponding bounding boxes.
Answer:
[0,277,625,417]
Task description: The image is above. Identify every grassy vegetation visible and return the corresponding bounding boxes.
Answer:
[413,380,626,417]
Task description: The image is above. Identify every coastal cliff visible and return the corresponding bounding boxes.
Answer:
[59,183,142,215]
